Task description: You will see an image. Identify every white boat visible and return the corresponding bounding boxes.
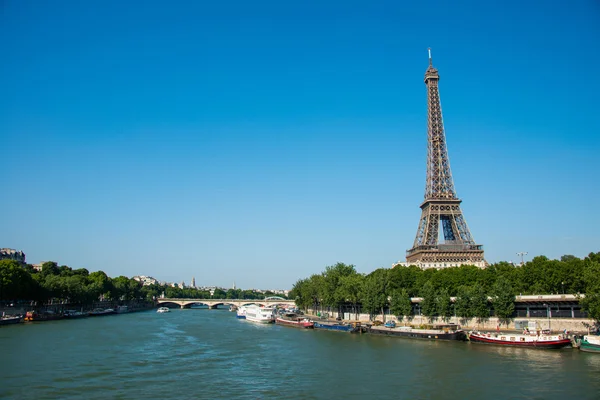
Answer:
[156,307,170,313]
[116,305,129,314]
[236,306,247,319]
[244,305,275,324]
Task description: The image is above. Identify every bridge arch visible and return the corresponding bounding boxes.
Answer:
[209,302,236,308]
[180,301,211,309]
[156,301,183,308]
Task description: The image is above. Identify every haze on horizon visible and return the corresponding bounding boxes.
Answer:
[1,1,599,289]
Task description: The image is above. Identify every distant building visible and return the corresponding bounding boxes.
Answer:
[132,275,159,286]
[393,260,487,269]
[32,262,48,271]
[191,277,196,288]
[0,248,26,263]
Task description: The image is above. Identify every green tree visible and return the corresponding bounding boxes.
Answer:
[109,276,139,301]
[88,271,111,300]
[420,281,437,322]
[436,288,453,322]
[455,285,473,325]
[322,262,357,316]
[361,269,389,321]
[471,284,490,327]
[39,261,59,277]
[0,260,36,301]
[492,276,515,326]
[339,273,364,320]
[390,288,413,325]
[580,257,600,322]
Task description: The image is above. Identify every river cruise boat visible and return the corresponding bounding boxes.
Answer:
[156,307,170,313]
[313,321,362,333]
[276,314,314,329]
[236,306,247,319]
[468,331,572,349]
[367,322,466,341]
[578,334,600,353]
[244,306,275,324]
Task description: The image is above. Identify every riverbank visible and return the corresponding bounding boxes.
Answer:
[304,309,598,335]
[0,300,155,317]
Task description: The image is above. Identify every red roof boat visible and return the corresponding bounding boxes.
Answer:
[275,314,314,329]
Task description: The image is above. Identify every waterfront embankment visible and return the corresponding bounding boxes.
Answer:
[305,309,598,334]
[0,300,155,317]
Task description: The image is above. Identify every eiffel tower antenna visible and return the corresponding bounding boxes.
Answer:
[402,50,486,269]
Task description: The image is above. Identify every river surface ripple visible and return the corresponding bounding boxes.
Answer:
[1,309,599,399]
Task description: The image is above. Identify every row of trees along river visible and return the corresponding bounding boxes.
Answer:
[0,260,287,309]
[289,252,600,324]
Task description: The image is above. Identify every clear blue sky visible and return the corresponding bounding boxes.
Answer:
[1,1,599,289]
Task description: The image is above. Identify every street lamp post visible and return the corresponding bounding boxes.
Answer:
[516,252,528,266]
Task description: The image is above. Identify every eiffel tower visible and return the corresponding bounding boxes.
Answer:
[404,50,486,269]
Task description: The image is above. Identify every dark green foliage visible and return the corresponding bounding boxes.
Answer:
[436,288,453,322]
[455,285,474,323]
[492,276,515,324]
[420,281,437,321]
[361,269,390,320]
[579,257,600,321]
[471,284,490,324]
[390,288,413,324]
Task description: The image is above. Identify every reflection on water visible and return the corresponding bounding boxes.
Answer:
[581,351,600,369]
[468,341,569,365]
[0,309,599,400]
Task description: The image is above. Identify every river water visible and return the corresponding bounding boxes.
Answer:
[1,308,599,400]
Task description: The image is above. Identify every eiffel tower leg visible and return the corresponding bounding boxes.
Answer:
[412,204,440,248]
[425,205,439,246]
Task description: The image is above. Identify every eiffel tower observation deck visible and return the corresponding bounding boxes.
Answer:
[399,50,486,270]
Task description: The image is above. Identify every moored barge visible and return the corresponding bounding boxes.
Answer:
[468,331,572,349]
[0,315,23,325]
[24,310,64,322]
[367,323,466,341]
[578,334,600,353]
[313,321,362,333]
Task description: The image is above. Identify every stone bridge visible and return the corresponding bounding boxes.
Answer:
[156,298,296,309]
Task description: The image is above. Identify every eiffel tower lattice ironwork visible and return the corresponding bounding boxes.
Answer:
[405,49,486,269]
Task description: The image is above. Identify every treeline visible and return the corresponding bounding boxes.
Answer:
[0,260,157,306]
[0,260,286,307]
[289,252,600,323]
